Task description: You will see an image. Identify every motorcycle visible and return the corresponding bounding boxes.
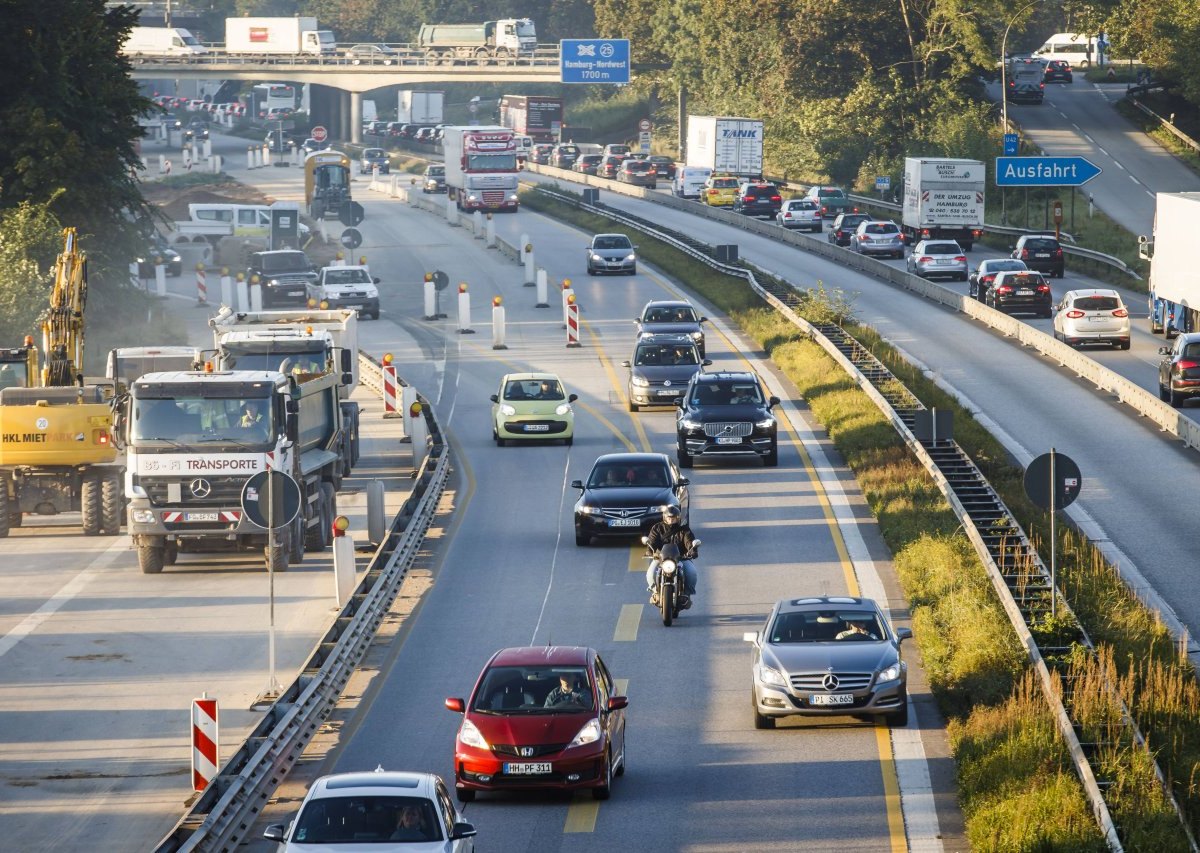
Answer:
[643,536,700,627]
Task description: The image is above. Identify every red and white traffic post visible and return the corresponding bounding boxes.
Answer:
[194,262,207,305]
[566,293,581,348]
[191,693,218,792]
[381,352,401,418]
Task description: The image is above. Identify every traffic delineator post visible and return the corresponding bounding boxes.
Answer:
[457,282,474,334]
[492,296,507,350]
[191,694,218,792]
[381,353,401,418]
[195,262,207,305]
[566,294,581,348]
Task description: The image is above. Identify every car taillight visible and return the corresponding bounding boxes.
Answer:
[821,205,829,214]
[743,195,756,202]
[1039,83,1045,89]
[918,256,931,264]
[851,206,860,213]
[982,275,995,284]
[1054,248,1063,257]
[1177,361,1200,371]
[1036,284,1051,293]
[1112,308,1129,318]
[771,195,781,202]
[973,229,983,237]
[954,256,966,263]
[921,229,930,237]
[997,285,1013,294]
[1065,310,1085,318]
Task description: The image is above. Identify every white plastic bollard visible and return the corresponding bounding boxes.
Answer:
[366,480,386,547]
[456,285,474,334]
[210,154,220,174]
[486,215,496,247]
[423,278,437,320]
[246,147,254,170]
[203,139,212,159]
[524,246,535,285]
[390,175,399,197]
[250,283,263,311]
[407,403,429,473]
[399,386,417,440]
[155,263,167,296]
[235,276,249,311]
[220,271,233,307]
[445,198,456,223]
[535,269,550,307]
[332,520,356,607]
[492,299,507,350]
[261,144,271,167]
[128,262,140,290]
[158,154,167,174]
[472,210,483,237]
[520,233,530,264]
[182,147,192,170]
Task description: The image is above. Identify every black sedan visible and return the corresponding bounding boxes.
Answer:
[827,212,870,247]
[136,235,181,278]
[986,270,1053,316]
[647,155,677,180]
[969,258,1029,300]
[572,453,690,546]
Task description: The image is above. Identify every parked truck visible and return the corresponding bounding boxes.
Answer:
[208,306,361,472]
[685,116,764,180]
[499,95,564,144]
[123,26,208,58]
[901,158,986,250]
[124,368,344,573]
[418,19,537,62]
[397,90,444,126]
[225,17,336,56]
[1142,192,1200,336]
[441,125,520,212]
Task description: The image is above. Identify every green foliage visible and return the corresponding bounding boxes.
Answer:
[0,201,64,343]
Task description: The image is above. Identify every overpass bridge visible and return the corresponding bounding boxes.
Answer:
[129,46,566,141]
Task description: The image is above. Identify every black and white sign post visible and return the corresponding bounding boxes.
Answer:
[1023,449,1082,616]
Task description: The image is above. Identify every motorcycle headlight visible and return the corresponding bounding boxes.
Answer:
[660,559,677,575]
[555,403,572,415]
[877,663,902,683]
[499,404,516,416]
[679,417,702,430]
[755,664,787,688]
[625,253,636,261]
[630,375,650,387]
[568,719,601,748]
[459,719,489,749]
[755,417,777,429]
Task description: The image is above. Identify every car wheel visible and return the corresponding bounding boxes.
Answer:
[1159,381,1170,401]
[592,750,613,800]
[496,434,506,447]
[763,443,779,467]
[629,265,636,276]
[369,310,380,320]
[1120,339,1131,351]
[886,700,910,728]
[753,691,776,729]
[628,400,639,412]
[586,265,594,275]
[456,787,475,803]
[575,529,589,546]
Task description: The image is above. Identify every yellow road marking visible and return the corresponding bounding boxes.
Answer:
[564,799,600,833]
[628,544,643,572]
[876,726,907,851]
[582,319,651,452]
[613,603,641,642]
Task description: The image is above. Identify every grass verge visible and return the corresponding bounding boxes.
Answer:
[522,186,1199,849]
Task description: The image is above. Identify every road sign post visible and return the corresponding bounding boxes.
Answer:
[560,39,631,84]
[1003,133,1019,156]
[1023,449,1082,616]
[311,125,327,142]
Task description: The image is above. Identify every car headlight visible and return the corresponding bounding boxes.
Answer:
[555,403,572,416]
[131,509,155,523]
[578,505,604,516]
[690,331,703,340]
[591,253,604,261]
[630,375,649,387]
[509,193,519,202]
[877,663,902,683]
[625,253,636,261]
[498,404,516,416]
[755,417,777,429]
[459,719,489,749]
[363,286,379,298]
[568,719,601,748]
[466,194,478,202]
[267,278,280,287]
[755,664,787,688]
[679,417,702,430]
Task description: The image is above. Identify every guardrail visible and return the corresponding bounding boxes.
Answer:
[153,352,448,852]
[1128,97,1200,156]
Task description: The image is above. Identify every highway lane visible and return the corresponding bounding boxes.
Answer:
[213,142,959,849]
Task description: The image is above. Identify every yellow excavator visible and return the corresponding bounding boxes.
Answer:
[0,228,123,536]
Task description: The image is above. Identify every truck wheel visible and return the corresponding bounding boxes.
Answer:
[81,476,102,536]
[101,473,123,535]
[164,543,178,566]
[289,515,306,565]
[0,486,10,539]
[138,544,165,574]
[266,540,289,573]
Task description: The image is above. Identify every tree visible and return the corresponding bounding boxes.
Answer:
[0,200,64,345]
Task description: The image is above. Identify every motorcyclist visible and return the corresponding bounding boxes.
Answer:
[645,505,698,609]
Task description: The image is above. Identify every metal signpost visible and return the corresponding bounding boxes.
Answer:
[241,470,301,700]
[639,117,652,153]
[1023,449,1082,615]
[560,39,631,84]
[431,269,449,319]
[311,125,328,143]
[875,175,891,200]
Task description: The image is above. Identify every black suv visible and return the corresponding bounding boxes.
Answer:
[827,212,871,247]
[675,371,780,468]
[246,250,319,309]
[1011,234,1065,277]
[733,181,783,218]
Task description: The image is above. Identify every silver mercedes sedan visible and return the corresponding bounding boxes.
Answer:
[744,596,911,728]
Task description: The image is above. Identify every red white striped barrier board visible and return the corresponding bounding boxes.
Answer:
[382,365,400,414]
[191,696,218,792]
[566,302,581,348]
[195,268,207,304]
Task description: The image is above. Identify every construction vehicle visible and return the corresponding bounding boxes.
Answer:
[0,229,122,537]
[0,339,38,390]
[304,150,352,220]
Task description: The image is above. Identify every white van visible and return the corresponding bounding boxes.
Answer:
[515,135,534,165]
[123,26,208,58]
[673,166,713,199]
[187,204,311,240]
[1033,33,1097,68]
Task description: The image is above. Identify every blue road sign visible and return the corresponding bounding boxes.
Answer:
[560,39,630,84]
[995,156,1102,187]
[875,176,891,191]
[1003,133,1019,156]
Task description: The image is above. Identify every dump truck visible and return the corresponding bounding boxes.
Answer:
[124,368,345,573]
[0,230,122,537]
[441,125,520,212]
[901,157,986,250]
[304,150,353,220]
[1142,192,1200,336]
[418,19,536,62]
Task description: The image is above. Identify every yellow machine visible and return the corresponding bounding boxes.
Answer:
[304,150,352,219]
[0,338,38,390]
[0,228,122,537]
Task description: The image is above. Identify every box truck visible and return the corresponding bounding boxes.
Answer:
[225,17,336,55]
[685,116,764,179]
[499,95,564,144]
[398,91,445,126]
[1143,192,1200,336]
[901,158,986,250]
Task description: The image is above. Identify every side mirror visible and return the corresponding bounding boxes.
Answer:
[570,479,584,490]
[702,359,712,366]
[768,395,781,407]
[607,696,629,712]
[1159,346,1171,355]
[620,360,631,368]
[674,397,684,407]
[699,316,708,323]
[285,412,298,440]
[676,477,689,486]
[373,276,381,284]
[340,348,353,373]
[341,372,353,385]
[263,824,287,842]
[743,631,760,644]
[568,393,578,403]
[444,697,465,713]
[489,394,499,403]
[896,627,913,642]
[450,822,477,841]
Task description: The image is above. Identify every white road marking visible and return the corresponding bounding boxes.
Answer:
[1114,162,1127,171]
[529,459,573,644]
[1083,135,1095,144]
[1096,146,1109,157]
[444,338,462,426]
[0,537,128,661]
[1130,175,1143,185]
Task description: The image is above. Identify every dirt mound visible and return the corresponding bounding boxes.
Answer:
[143,180,274,220]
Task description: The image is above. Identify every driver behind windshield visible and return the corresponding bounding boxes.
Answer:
[544,672,591,708]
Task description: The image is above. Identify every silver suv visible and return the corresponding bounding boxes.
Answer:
[745,595,911,728]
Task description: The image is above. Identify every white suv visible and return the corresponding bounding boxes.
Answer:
[1053,289,1130,349]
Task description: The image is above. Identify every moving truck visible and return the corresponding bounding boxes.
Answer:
[225,17,336,55]
[418,19,537,61]
[901,158,986,250]
[1143,192,1200,336]
[685,116,764,180]
[499,95,564,144]
[442,126,520,212]
[398,91,445,126]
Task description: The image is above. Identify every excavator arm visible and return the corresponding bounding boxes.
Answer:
[41,227,88,387]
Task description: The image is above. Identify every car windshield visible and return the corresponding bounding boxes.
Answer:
[865,223,898,235]
[593,235,631,250]
[1024,238,1058,251]
[364,149,384,158]
[644,305,698,323]
[624,162,651,173]
[635,343,698,366]
[839,215,868,228]
[588,462,670,489]
[767,609,885,643]
[427,166,444,177]
[1073,295,1120,311]
[291,795,443,844]
[259,253,309,273]
[581,155,602,164]
[817,188,846,198]
[503,378,564,401]
[925,243,961,254]
[472,665,594,714]
[558,146,579,155]
[787,201,817,211]
[323,269,372,285]
[691,382,762,405]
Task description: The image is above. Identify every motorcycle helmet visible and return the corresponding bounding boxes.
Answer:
[664,505,681,523]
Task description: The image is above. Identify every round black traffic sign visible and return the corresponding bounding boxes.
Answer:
[1023,451,1082,511]
[431,270,449,291]
[340,227,362,250]
[241,470,301,530]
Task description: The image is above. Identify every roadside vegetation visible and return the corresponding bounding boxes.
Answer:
[523,186,1200,849]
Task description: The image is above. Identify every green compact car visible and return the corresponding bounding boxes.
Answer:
[490,373,578,446]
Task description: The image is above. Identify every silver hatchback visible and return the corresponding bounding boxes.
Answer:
[745,595,911,728]
[776,199,823,232]
[851,220,905,259]
[906,239,968,281]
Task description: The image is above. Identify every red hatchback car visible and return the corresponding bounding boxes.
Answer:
[445,646,628,802]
